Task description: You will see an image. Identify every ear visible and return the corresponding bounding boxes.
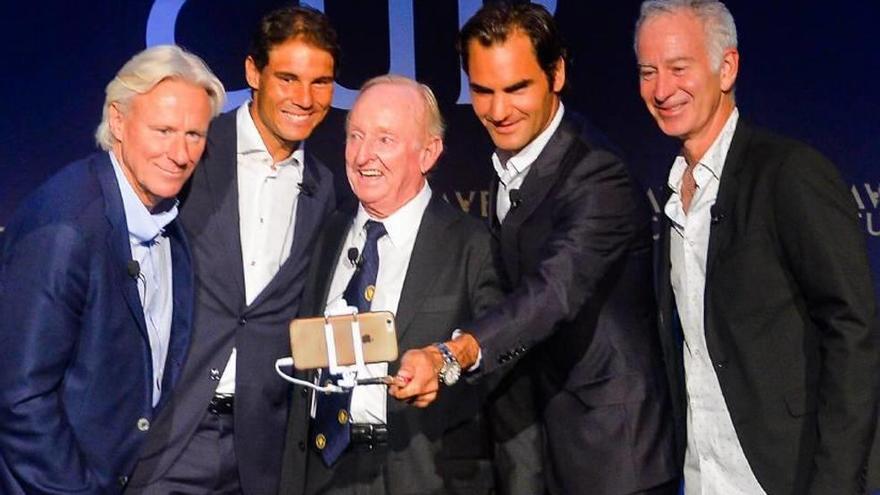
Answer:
[551,56,566,93]
[419,136,444,175]
[108,102,125,143]
[719,48,739,93]
[245,56,262,91]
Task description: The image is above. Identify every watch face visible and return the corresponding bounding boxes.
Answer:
[441,363,461,385]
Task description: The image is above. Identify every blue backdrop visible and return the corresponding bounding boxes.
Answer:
[2,0,878,488]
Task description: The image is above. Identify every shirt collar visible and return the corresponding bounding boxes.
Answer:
[492,102,565,182]
[108,151,178,245]
[236,102,304,169]
[667,107,739,193]
[353,182,432,249]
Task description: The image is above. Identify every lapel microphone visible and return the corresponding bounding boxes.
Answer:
[127,260,140,279]
[347,247,363,269]
[710,205,725,225]
[509,189,522,209]
[298,180,315,197]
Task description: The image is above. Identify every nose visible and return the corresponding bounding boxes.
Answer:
[487,93,510,123]
[291,82,313,109]
[167,134,190,167]
[346,136,373,167]
[652,70,674,103]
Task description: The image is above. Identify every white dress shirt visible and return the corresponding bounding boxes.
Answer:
[216,102,305,395]
[665,108,765,494]
[493,103,564,223]
[110,152,177,407]
[317,183,432,424]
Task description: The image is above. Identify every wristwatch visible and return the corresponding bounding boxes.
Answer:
[433,343,461,386]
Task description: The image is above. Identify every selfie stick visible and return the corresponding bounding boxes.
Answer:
[275,305,381,393]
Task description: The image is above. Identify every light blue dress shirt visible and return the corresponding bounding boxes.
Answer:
[109,152,178,407]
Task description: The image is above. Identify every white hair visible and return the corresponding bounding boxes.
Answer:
[352,74,446,140]
[634,0,738,70]
[95,45,226,150]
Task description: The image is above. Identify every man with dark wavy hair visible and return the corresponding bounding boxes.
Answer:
[127,6,337,494]
[393,3,677,494]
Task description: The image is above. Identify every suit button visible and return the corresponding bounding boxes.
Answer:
[715,361,727,370]
[300,387,309,398]
[298,440,306,451]
[118,475,129,486]
[238,317,247,326]
[137,418,150,431]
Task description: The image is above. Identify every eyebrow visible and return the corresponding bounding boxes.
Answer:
[273,72,334,84]
[469,78,533,93]
[638,56,694,67]
[665,56,694,65]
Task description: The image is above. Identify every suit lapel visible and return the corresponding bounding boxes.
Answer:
[498,116,575,282]
[654,184,684,348]
[199,113,247,310]
[308,212,352,316]
[706,119,751,278]
[488,176,501,233]
[95,153,149,342]
[395,195,452,343]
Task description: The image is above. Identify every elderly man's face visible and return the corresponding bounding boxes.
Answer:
[246,38,335,162]
[110,78,213,210]
[345,83,441,218]
[636,11,736,146]
[467,30,564,154]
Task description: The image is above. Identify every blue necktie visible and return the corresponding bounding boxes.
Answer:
[312,220,386,466]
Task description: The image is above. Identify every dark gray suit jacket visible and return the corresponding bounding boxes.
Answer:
[470,113,677,494]
[655,120,879,494]
[279,194,543,495]
[127,110,335,494]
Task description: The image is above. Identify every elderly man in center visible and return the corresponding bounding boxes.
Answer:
[278,74,542,495]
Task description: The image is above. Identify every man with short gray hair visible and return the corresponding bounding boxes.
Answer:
[0,44,224,494]
[635,1,879,493]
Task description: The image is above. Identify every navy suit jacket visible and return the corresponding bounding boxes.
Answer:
[655,120,879,494]
[469,113,676,494]
[128,110,335,494]
[0,152,193,494]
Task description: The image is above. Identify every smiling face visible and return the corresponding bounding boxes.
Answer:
[345,82,442,218]
[109,78,213,211]
[466,30,564,154]
[637,10,738,161]
[245,37,335,162]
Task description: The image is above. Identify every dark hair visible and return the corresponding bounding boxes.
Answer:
[457,2,566,90]
[247,5,341,75]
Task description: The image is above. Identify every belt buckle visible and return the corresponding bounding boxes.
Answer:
[350,423,388,449]
[208,394,235,415]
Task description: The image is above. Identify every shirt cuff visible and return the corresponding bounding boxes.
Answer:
[451,329,481,372]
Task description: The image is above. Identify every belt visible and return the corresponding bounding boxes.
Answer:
[349,423,388,449]
[208,395,235,415]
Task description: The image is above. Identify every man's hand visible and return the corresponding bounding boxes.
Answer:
[389,333,482,408]
[388,347,443,407]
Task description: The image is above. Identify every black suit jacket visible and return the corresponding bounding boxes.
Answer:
[655,119,879,494]
[128,110,335,494]
[469,113,676,494]
[279,194,543,495]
